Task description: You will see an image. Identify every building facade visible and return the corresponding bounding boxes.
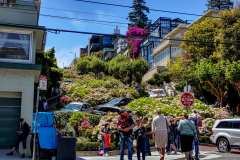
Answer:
[142,24,187,82]
[207,0,233,10]
[140,17,187,68]
[87,35,116,60]
[0,0,46,148]
[113,37,128,54]
[152,24,188,67]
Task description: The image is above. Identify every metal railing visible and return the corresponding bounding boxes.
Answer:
[0,0,39,11]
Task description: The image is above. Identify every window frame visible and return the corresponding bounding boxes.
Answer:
[216,121,232,129]
[0,28,33,63]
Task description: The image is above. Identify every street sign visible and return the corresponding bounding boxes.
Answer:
[39,75,48,90]
[180,92,194,108]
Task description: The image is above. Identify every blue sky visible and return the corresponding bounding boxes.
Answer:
[39,0,210,67]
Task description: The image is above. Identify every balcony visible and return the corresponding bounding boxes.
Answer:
[0,0,40,26]
[90,43,102,52]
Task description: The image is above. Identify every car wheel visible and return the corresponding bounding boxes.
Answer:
[217,137,231,153]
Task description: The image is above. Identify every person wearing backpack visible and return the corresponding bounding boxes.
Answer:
[178,113,197,160]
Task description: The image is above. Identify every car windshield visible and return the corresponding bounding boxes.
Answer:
[107,98,122,105]
[65,104,82,110]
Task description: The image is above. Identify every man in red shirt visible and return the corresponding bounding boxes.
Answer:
[117,110,135,160]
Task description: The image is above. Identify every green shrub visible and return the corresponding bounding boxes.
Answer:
[62,74,139,106]
[76,141,99,151]
[54,112,73,130]
[128,96,214,118]
[88,114,101,126]
[199,136,210,144]
[69,112,86,126]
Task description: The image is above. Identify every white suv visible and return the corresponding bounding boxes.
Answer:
[210,119,240,152]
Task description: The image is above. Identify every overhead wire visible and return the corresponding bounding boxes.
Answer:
[1,1,237,45]
[40,14,129,25]
[1,1,223,19]
[74,0,222,18]
[41,6,128,20]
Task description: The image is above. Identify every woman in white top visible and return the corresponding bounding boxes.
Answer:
[152,109,168,160]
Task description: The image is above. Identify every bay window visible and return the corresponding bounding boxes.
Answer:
[0,29,32,63]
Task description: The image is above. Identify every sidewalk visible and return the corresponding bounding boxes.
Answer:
[0,150,30,160]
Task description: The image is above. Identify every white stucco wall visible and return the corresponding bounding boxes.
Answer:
[0,68,39,125]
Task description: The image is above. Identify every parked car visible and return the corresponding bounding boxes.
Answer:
[148,89,166,98]
[210,119,240,152]
[96,106,121,113]
[97,98,132,108]
[61,102,91,112]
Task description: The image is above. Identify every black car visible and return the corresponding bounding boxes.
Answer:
[98,98,132,107]
[95,98,132,113]
[96,106,121,113]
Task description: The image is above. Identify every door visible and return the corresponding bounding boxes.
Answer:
[0,97,21,148]
[231,121,240,146]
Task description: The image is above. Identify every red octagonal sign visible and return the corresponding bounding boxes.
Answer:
[180,92,194,108]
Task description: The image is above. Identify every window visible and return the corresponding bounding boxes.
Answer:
[232,121,240,129]
[217,121,232,129]
[0,30,32,63]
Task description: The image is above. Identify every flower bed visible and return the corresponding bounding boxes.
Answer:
[128,96,216,118]
[62,74,139,106]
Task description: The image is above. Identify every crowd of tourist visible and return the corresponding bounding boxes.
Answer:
[98,109,202,160]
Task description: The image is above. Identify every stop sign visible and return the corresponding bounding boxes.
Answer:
[180,92,194,108]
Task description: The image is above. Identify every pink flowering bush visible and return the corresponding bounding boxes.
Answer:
[127,26,148,59]
[81,119,92,129]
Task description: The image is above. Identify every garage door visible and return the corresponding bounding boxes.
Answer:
[0,97,21,148]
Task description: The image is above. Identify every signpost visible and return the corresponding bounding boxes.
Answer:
[180,92,194,108]
[39,75,48,91]
[32,75,47,160]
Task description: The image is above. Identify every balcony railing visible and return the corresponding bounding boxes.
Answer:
[0,0,39,11]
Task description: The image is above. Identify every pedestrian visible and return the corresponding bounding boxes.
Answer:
[168,117,177,154]
[100,123,111,156]
[178,113,197,160]
[152,109,169,160]
[175,119,181,151]
[134,112,146,160]
[6,118,30,158]
[143,117,152,156]
[190,110,202,160]
[117,110,135,160]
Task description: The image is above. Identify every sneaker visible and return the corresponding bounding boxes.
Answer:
[6,152,13,156]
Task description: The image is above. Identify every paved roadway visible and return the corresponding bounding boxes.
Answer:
[0,146,239,160]
[78,146,240,160]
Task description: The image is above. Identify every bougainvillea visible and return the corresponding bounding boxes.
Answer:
[126,26,148,59]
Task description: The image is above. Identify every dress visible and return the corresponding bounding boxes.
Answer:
[152,115,168,148]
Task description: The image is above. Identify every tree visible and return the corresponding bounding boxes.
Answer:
[173,8,240,107]
[37,48,63,97]
[195,60,229,106]
[147,69,171,86]
[128,0,149,28]
[76,56,106,77]
[107,55,148,84]
[207,0,233,11]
